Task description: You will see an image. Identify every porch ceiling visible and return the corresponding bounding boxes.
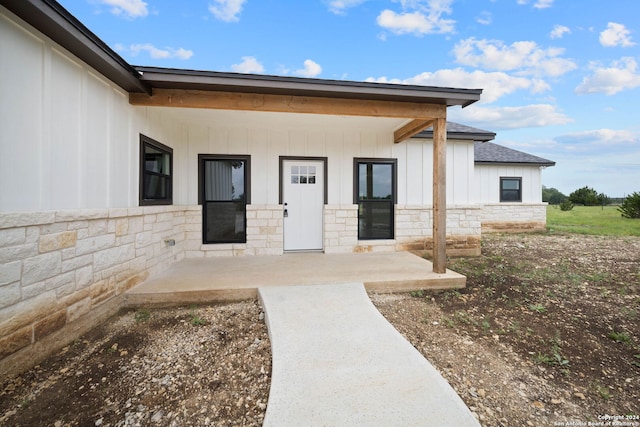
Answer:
[148,107,409,134]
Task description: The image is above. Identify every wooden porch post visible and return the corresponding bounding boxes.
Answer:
[432,117,447,274]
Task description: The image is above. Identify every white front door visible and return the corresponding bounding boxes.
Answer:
[283,160,324,251]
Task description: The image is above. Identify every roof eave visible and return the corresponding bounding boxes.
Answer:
[2,0,150,94]
[475,161,556,167]
[135,66,483,107]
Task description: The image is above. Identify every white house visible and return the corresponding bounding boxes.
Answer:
[0,0,552,376]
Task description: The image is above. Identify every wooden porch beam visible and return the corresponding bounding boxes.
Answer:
[130,89,447,120]
[394,119,434,143]
[432,117,447,274]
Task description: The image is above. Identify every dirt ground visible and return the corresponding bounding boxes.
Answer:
[1,233,639,426]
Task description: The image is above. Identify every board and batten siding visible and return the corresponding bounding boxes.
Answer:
[0,8,148,212]
[474,164,543,204]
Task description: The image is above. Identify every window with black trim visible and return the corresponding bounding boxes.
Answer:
[199,155,250,244]
[139,135,172,206]
[500,177,522,202]
[354,158,397,240]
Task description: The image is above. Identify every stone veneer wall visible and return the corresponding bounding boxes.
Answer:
[325,205,482,256]
[1,202,482,377]
[0,206,192,377]
[183,205,284,258]
[480,203,548,233]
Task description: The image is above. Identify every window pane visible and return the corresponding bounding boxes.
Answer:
[359,201,393,239]
[204,202,246,243]
[359,163,392,200]
[502,179,520,190]
[144,175,167,199]
[144,145,170,175]
[204,160,245,201]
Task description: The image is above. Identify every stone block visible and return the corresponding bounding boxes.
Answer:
[61,254,92,273]
[256,210,273,219]
[0,261,21,286]
[45,271,75,291]
[0,326,32,359]
[33,309,67,341]
[75,265,94,289]
[93,244,135,271]
[0,243,38,264]
[39,231,78,253]
[0,282,21,309]
[128,216,144,234]
[115,219,129,237]
[0,228,26,248]
[67,297,91,322]
[22,252,62,286]
[21,281,47,300]
[0,212,55,229]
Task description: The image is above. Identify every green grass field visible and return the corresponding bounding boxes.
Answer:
[547,205,640,236]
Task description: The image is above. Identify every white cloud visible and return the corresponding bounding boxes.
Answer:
[231,56,264,73]
[575,57,640,95]
[98,0,148,18]
[376,0,455,36]
[326,0,367,15]
[475,11,492,25]
[209,0,247,22]
[516,0,555,8]
[122,44,193,60]
[599,22,635,47]
[450,103,572,129]
[294,59,322,78]
[367,68,549,104]
[550,25,570,39]
[555,129,638,146]
[533,0,554,8]
[453,37,577,77]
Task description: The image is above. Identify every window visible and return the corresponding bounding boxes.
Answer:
[354,158,397,240]
[199,155,250,244]
[500,177,522,202]
[139,135,172,206]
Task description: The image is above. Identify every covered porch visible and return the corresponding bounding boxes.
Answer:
[124,251,465,307]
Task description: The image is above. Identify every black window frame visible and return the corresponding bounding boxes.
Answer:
[139,135,173,206]
[354,158,397,240]
[198,154,251,244]
[500,177,522,202]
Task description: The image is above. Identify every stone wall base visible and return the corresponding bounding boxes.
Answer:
[482,221,547,233]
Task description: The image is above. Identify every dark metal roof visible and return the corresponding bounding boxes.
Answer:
[1,0,150,94]
[474,142,556,166]
[135,66,483,106]
[1,0,483,107]
[414,122,496,142]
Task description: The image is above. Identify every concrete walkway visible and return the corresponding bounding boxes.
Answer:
[258,282,480,427]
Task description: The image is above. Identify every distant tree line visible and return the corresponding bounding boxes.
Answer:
[543,186,640,218]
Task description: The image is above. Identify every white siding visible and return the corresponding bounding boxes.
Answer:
[0,8,145,212]
[474,164,543,203]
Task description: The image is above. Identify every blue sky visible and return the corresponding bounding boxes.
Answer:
[58,0,640,197]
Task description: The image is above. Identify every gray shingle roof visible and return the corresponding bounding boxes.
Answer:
[474,141,555,166]
[416,122,496,142]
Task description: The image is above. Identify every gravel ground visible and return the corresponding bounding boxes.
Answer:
[1,233,639,427]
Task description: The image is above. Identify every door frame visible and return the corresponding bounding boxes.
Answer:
[279,156,328,252]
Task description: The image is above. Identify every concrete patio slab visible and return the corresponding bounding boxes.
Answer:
[124,251,465,307]
[258,282,480,427]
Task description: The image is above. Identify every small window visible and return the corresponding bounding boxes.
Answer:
[139,135,172,206]
[500,177,522,202]
[199,155,251,244]
[354,158,397,240]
